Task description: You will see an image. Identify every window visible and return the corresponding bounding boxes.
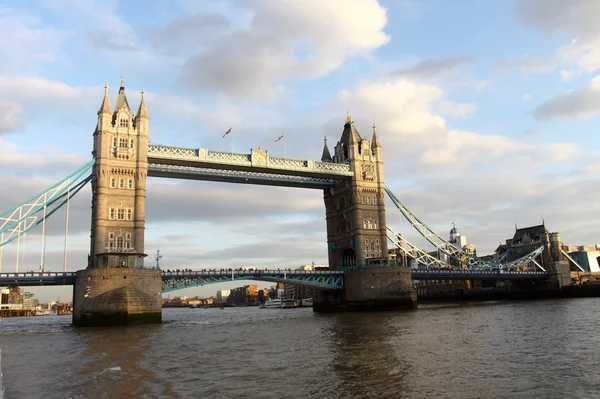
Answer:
[126,209,133,220]
[116,237,124,249]
[119,179,124,189]
[108,232,114,240]
[113,138,117,148]
[109,208,115,220]
[119,119,129,128]
[119,138,128,148]
[110,178,116,188]
[130,139,134,148]
[126,233,131,240]
[128,179,133,189]
[118,209,125,220]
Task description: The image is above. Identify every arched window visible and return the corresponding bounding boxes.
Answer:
[126,209,133,220]
[110,178,116,188]
[128,179,133,189]
[109,208,115,220]
[119,179,124,188]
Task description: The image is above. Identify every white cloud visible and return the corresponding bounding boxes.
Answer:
[0,7,69,73]
[494,54,555,74]
[177,0,390,98]
[0,101,23,134]
[337,79,447,136]
[522,93,531,101]
[516,0,600,75]
[534,75,600,120]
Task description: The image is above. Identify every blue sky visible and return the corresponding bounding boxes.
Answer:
[1,0,600,301]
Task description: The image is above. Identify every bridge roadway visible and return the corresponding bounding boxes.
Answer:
[0,269,550,291]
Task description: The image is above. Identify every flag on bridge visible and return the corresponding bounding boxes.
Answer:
[222,127,232,138]
[274,134,284,142]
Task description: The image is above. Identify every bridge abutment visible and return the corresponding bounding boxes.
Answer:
[73,268,162,327]
[314,266,417,312]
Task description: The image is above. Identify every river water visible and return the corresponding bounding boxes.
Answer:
[1,299,599,399]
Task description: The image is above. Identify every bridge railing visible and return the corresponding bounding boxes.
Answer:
[0,272,76,278]
[147,145,353,176]
[160,269,343,275]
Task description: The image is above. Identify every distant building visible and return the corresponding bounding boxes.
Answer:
[216,290,230,304]
[502,223,563,271]
[563,245,600,272]
[284,264,328,300]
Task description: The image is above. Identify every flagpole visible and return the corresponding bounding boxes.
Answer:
[284,139,286,159]
[231,136,233,154]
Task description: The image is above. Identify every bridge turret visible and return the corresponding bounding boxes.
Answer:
[371,123,381,153]
[321,136,332,162]
[324,114,388,270]
[90,77,148,269]
[96,83,112,131]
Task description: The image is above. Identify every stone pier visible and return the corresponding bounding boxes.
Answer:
[72,268,162,327]
[314,266,417,312]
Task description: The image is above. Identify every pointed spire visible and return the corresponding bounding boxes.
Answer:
[340,112,361,149]
[98,82,112,115]
[371,123,381,149]
[321,136,332,162]
[136,88,149,120]
[345,110,352,125]
[114,74,130,113]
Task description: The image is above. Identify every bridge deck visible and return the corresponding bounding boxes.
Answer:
[0,269,550,291]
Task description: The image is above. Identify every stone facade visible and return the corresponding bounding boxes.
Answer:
[72,268,162,327]
[73,79,158,327]
[322,117,388,270]
[90,79,149,268]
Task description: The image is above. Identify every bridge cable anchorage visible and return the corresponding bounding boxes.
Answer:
[384,185,527,269]
[0,162,93,248]
[384,187,546,272]
[561,249,587,274]
[63,185,70,273]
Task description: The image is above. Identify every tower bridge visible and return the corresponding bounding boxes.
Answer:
[0,79,571,326]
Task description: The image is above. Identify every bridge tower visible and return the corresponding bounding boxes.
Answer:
[323,115,388,270]
[89,78,148,268]
[73,79,161,327]
[317,115,416,311]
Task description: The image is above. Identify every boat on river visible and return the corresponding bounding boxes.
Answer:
[300,298,313,307]
[264,299,282,308]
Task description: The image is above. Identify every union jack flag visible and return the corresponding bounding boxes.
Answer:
[222,127,232,138]
[274,134,284,142]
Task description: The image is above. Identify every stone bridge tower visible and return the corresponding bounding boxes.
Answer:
[90,78,149,268]
[74,79,160,327]
[316,115,416,312]
[321,115,388,270]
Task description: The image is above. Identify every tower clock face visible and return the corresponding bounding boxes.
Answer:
[361,163,374,180]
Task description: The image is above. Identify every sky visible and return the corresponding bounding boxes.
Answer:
[1,0,599,302]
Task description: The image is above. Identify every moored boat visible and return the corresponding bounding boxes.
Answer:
[300,298,313,307]
[264,299,283,308]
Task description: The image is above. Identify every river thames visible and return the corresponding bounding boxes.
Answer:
[1,298,599,398]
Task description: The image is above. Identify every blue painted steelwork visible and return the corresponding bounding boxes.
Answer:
[0,160,95,247]
[487,249,512,266]
[148,163,338,189]
[147,144,353,177]
[0,267,551,291]
[161,269,345,293]
[411,269,549,280]
[0,271,76,286]
[385,186,546,271]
